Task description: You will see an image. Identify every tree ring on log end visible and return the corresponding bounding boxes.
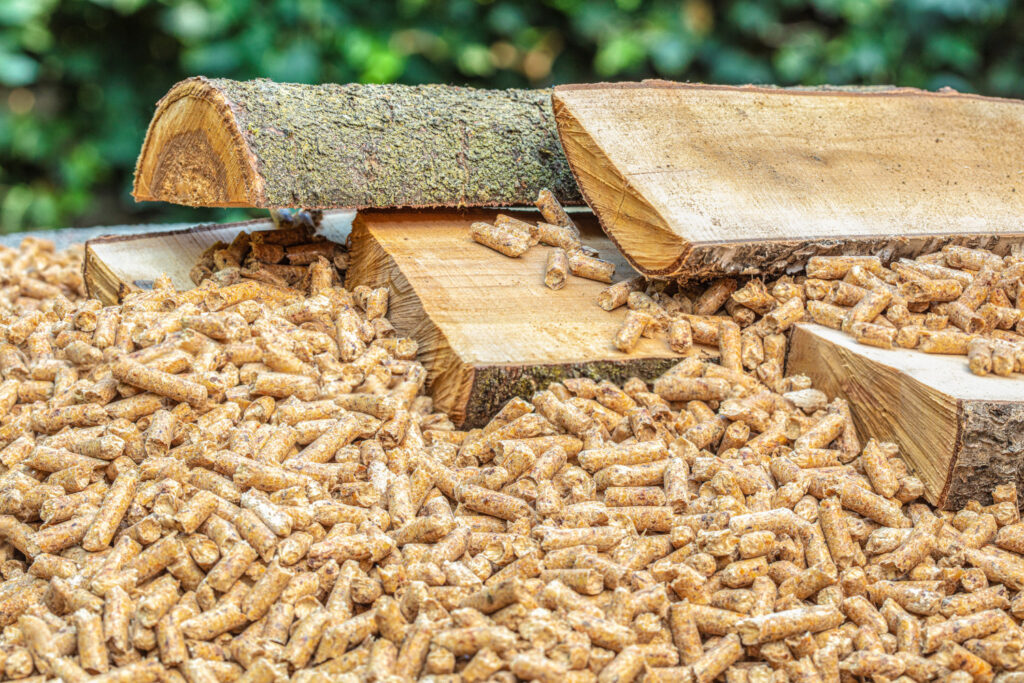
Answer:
[133,77,264,207]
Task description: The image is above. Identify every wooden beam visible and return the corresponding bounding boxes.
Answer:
[133,77,580,210]
[553,81,1024,281]
[346,209,710,427]
[83,212,353,304]
[787,322,1024,509]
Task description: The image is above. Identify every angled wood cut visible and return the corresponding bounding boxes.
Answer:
[787,323,1024,510]
[133,77,580,209]
[554,81,1024,280]
[346,209,712,427]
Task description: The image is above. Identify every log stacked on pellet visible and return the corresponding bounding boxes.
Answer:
[0,235,1023,681]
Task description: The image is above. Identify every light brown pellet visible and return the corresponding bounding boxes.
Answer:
[545,248,569,290]
[470,221,532,258]
[568,252,615,283]
[615,311,651,353]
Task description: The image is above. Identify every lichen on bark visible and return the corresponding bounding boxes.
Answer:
[208,78,580,209]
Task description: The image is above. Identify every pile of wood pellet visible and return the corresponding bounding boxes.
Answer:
[1,235,1024,683]
[190,209,347,290]
[600,248,1024,379]
[469,190,618,287]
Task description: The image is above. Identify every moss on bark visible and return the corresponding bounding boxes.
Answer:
[193,77,580,208]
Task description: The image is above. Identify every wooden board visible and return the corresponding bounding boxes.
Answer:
[787,323,1024,510]
[133,77,580,210]
[346,209,711,427]
[553,81,1024,281]
[84,212,353,304]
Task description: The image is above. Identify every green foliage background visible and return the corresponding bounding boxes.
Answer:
[0,0,1020,232]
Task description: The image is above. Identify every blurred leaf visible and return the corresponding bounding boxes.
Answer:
[904,0,1008,21]
[1,185,33,232]
[650,34,695,74]
[362,48,405,83]
[0,50,38,86]
[728,1,779,36]
[263,43,320,83]
[774,30,826,83]
[0,0,53,26]
[705,44,774,83]
[594,34,646,76]
[925,32,980,70]
[456,43,495,77]
[162,2,215,42]
[488,4,527,35]
[183,43,244,75]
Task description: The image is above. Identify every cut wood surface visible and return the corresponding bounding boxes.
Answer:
[84,212,353,304]
[787,322,1024,510]
[553,81,1024,280]
[346,209,712,427]
[133,77,580,209]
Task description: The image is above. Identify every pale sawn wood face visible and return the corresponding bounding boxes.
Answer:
[346,209,713,425]
[555,83,1024,276]
[788,322,1023,508]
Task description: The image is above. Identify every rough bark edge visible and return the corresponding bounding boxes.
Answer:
[671,233,1024,283]
[463,355,712,429]
[943,399,1024,510]
[132,77,265,206]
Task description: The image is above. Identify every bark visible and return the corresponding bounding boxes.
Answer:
[464,358,683,428]
[947,401,1024,510]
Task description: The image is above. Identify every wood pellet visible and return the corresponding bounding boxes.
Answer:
[469,192,617,294]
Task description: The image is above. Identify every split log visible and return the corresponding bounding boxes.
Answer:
[346,209,710,427]
[553,81,1024,281]
[133,77,580,209]
[83,212,353,304]
[787,322,1024,510]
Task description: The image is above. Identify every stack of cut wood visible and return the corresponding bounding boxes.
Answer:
[99,76,1024,511]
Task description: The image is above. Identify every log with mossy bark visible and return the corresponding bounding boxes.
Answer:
[132,77,581,210]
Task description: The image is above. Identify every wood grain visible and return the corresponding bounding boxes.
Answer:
[554,81,1024,280]
[787,323,1024,509]
[346,209,711,427]
[133,77,580,210]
